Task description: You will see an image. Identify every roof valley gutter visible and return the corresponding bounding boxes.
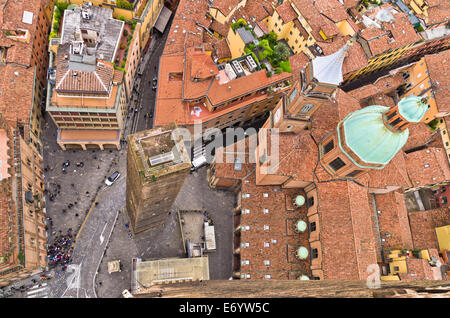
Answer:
[371,193,385,262]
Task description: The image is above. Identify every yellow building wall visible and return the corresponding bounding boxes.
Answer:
[227,28,246,59]
[381,275,400,281]
[436,225,450,251]
[336,20,355,36]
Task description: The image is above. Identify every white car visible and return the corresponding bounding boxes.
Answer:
[105,171,120,186]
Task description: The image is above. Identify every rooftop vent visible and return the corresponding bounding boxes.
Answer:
[73,72,78,77]
[149,152,174,166]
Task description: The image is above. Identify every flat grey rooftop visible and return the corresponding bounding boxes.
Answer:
[61,5,123,62]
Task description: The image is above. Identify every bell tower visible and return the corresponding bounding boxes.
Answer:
[270,43,351,133]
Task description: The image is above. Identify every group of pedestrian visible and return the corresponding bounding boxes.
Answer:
[47,229,74,271]
[45,182,61,202]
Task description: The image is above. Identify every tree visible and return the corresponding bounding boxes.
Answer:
[56,1,69,12]
[116,0,134,10]
[273,42,291,61]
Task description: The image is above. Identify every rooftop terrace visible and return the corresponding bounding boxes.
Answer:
[128,124,191,179]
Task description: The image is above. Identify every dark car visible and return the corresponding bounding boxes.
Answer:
[105,171,120,186]
[152,76,157,91]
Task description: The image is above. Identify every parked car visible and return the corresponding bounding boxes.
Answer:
[105,171,120,186]
[152,76,158,90]
[62,160,70,168]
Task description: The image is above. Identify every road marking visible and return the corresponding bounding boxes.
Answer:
[27,285,49,298]
[29,283,47,290]
[76,195,99,241]
[99,222,107,245]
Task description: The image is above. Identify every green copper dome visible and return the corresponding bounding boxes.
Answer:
[341,105,409,166]
[398,95,428,123]
[295,195,305,206]
[297,247,309,259]
[296,220,307,232]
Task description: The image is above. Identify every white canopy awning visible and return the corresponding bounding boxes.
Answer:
[155,6,172,33]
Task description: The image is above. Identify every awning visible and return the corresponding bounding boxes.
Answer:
[155,6,172,33]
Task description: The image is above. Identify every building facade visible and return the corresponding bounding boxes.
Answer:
[46,4,130,150]
[0,117,47,288]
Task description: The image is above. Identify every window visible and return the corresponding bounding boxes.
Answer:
[310,221,316,232]
[390,117,403,126]
[329,157,346,171]
[323,140,334,154]
[263,208,269,214]
[345,170,362,178]
[168,72,183,81]
[265,274,271,279]
[312,248,318,259]
[264,225,270,230]
[299,103,314,114]
[308,196,314,207]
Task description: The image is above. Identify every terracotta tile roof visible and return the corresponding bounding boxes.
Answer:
[313,0,349,23]
[243,0,273,21]
[315,177,378,280]
[112,68,124,83]
[0,64,34,126]
[0,0,42,66]
[209,20,231,37]
[360,10,421,57]
[275,1,297,24]
[348,84,380,101]
[275,130,318,182]
[288,52,309,72]
[399,259,435,281]
[55,45,113,94]
[319,36,368,74]
[190,49,220,80]
[375,190,414,249]
[240,173,310,279]
[342,0,361,9]
[214,134,256,180]
[409,207,450,250]
[211,0,241,16]
[367,152,412,189]
[293,19,310,39]
[424,49,450,113]
[335,89,363,120]
[163,0,210,55]
[291,0,339,40]
[212,38,232,60]
[425,0,450,26]
[183,48,215,101]
[403,123,441,152]
[404,147,450,186]
[255,20,269,34]
[206,69,291,106]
